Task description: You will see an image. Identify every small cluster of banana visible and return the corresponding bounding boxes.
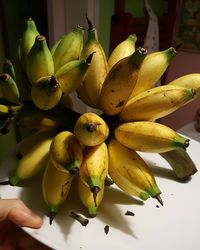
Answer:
[0,16,199,224]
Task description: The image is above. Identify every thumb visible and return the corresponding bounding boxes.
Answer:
[0,199,43,228]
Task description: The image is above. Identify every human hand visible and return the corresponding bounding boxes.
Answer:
[0,198,51,249]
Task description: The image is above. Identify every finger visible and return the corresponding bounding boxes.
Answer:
[0,199,43,228]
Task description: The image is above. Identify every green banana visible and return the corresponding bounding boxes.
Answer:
[0,73,20,105]
[19,17,39,72]
[99,47,147,116]
[129,47,177,98]
[159,148,198,179]
[55,52,94,95]
[114,121,190,153]
[31,75,62,110]
[3,58,16,81]
[108,34,137,70]
[108,138,162,202]
[53,25,84,72]
[119,85,195,122]
[42,158,74,224]
[26,35,54,85]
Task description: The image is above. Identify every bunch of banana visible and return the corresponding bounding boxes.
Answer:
[1,15,200,226]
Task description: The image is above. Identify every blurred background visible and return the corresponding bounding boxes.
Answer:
[1,0,200,161]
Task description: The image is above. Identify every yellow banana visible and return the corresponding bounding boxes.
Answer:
[26,35,54,85]
[49,131,83,173]
[108,34,137,70]
[19,17,39,72]
[99,47,147,116]
[3,58,16,81]
[8,130,55,186]
[114,121,190,153]
[59,94,74,110]
[55,52,94,95]
[31,76,62,110]
[78,17,108,108]
[159,148,198,179]
[130,47,177,98]
[42,158,74,224]
[0,73,20,105]
[79,142,108,205]
[74,112,109,146]
[119,85,195,122]
[108,138,162,202]
[53,26,84,72]
[0,104,21,116]
[78,175,104,217]
[168,73,200,99]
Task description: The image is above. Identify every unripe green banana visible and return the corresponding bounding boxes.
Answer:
[119,85,195,122]
[42,158,74,224]
[53,25,84,72]
[8,130,55,186]
[49,131,83,173]
[159,148,198,179]
[79,142,108,205]
[31,76,62,110]
[78,175,105,217]
[168,73,200,99]
[55,52,94,95]
[108,138,162,202]
[78,17,108,108]
[74,112,109,146]
[50,38,62,56]
[99,47,147,116]
[0,73,20,105]
[26,35,54,85]
[114,121,190,153]
[20,17,39,72]
[3,58,16,81]
[108,34,137,70]
[129,47,177,98]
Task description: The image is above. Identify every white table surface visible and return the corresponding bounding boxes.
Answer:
[178,121,200,142]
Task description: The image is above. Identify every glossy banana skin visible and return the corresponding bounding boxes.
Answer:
[74,112,109,146]
[119,85,195,122]
[42,158,74,224]
[114,121,190,153]
[99,47,147,116]
[129,47,177,98]
[108,34,137,70]
[108,138,161,200]
[49,131,83,173]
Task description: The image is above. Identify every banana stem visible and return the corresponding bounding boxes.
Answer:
[49,211,57,225]
[153,194,164,206]
[0,180,11,185]
[70,211,89,226]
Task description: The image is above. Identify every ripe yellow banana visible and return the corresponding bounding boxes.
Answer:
[0,73,20,105]
[49,131,83,173]
[168,73,200,99]
[31,76,62,110]
[59,94,74,110]
[79,142,108,205]
[3,58,16,81]
[53,26,84,72]
[78,18,108,108]
[8,130,55,186]
[129,47,177,98]
[0,104,21,116]
[119,85,195,122]
[55,52,94,95]
[26,35,54,85]
[42,158,74,224]
[114,121,190,153]
[108,34,137,70]
[19,17,39,72]
[108,138,162,202]
[99,47,147,116]
[159,148,198,179]
[74,112,109,146]
[78,175,104,217]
